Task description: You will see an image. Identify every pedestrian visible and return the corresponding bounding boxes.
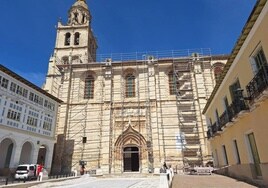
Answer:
[163,162,168,171]
[80,164,85,175]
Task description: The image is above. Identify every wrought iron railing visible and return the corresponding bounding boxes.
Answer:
[246,65,268,101]
[207,99,248,139]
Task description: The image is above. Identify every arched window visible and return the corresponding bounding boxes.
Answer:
[125,74,135,98]
[65,33,71,46]
[74,32,80,45]
[84,75,94,99]
[168,71,179,95]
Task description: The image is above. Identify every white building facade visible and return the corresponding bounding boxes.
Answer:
[0,65,61,176]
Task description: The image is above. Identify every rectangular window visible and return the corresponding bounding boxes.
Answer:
[27,116,38,127]
[10,82,16,92]
[233,140,241,164]
[22,89,28,98]
[1,78,9,89]
[229,79,241,102]
[29,92,34,101]
[7,109,21,122]
[16,85,23,95]
[215,109,220,126]
[222,145,228,165]
[223,96,229,110]
[250,48,267,74]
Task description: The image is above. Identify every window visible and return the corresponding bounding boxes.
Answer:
[223,96,229,111]
[65,32,71,46]
[7,109,21,122]
[84,75,94,99]
[43,116,52,131]
[1,78,9,89]
[10,82,16,92]
[229,79,241,102]
[250,48,267,75]
[74,32,80,45]
[27,110,38,127]
[215,109,220,126]
[125,74,135,98]
[168,71,179,95]
[16,85,23,95]
[233,140,241,164]
[29,92,34,101]
[22,89,28,98]
[222,145,228,165]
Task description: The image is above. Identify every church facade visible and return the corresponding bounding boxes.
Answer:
[44,0,227,174]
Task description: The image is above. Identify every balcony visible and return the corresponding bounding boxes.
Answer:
[207,100,248,139]
[246,65,268,103]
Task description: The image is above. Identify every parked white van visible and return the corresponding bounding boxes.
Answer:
[14,164,37,180]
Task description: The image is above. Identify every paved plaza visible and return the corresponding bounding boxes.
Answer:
[172,174,257,188]
[24,174,258,188]
[28,175,159,188]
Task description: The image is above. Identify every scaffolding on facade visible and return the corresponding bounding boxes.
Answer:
[54,48,214,172]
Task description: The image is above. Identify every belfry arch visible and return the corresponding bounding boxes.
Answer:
[114,125,148,172]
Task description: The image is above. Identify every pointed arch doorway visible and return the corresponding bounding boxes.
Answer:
[114,125,147,173]
[123,146,139,172]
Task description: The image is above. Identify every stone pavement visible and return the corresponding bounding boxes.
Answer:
[6,173,259,188]
[28,175,160,188]
[172,174,257,188]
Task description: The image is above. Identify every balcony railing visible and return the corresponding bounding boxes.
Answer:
[246,65,268,102]
[207,99,248,139]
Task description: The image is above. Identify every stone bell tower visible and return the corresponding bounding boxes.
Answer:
[55,0,97,63]
[43,0,98,174]
[44,0,97,96]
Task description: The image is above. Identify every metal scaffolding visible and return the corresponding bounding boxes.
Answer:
[52,48,218,173]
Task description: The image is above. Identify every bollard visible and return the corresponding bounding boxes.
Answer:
[39,172,43,182]
[5,178,8,185]
[159,173,169,188]
[23,177,26,183]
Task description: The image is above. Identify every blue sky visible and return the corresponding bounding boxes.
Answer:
[0,0,256,87]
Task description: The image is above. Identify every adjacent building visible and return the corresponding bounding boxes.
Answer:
[0,65,62,176]
[44,0,227,174]
[203,0,268,186]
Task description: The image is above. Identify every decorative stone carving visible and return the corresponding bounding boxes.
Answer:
[68,8,89,25]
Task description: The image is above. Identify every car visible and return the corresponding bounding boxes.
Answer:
[14,164,39,180]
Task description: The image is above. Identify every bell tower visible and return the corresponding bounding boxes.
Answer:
[54,0,97,63]
[44,0,97,96]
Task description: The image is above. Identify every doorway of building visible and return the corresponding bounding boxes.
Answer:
[19,142,33,164]
[37,145,47,165]
[0,138,14,169]
[123,147,139,172]
[247,133,262,177]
